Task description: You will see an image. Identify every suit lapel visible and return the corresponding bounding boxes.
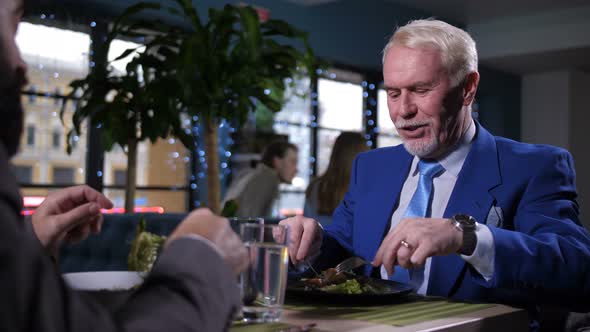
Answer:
[356,148,413,272]
[428,124,502,297]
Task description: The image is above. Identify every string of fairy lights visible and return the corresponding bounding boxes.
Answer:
[362,80,378,148]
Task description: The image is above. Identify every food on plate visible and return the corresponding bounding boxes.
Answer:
[321,279,363,294]
[302,268,347,288]
[127,217,166,272]
[302,268,386,295]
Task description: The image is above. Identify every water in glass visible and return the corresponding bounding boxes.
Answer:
[239,224,289,323]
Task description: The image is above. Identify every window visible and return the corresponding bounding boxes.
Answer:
[270,77,312,216]
[103,138,190,213]
[100,38,189,213]
[114,169,126,186]
[53,167,75,185]
[12,165,33,183]
[273,77,312,126]
[317,76,364,175]
[318,78,363,131]
[108,39,146,75]
[377,89,402,148]
[15,22,90,195]
[26,125,35,146]
[52,130,61,149]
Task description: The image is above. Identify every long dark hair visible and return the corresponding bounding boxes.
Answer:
[307,132,368,215]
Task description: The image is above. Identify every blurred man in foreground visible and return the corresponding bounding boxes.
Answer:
[0,0,247,331]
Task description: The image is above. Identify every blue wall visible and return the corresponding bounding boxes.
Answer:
[477,67,521,140]
[268,0,433,69]
[55,0,521,139]
[58,0,430,69]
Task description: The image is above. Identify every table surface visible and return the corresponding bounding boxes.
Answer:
[280,303,528,332]
[232,297,529,332]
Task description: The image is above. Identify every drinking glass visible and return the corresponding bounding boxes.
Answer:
[239,223,289,323]
[228,217,264,234]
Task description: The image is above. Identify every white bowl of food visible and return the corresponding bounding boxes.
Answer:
[63,271,144,309]
[63,271,144,291]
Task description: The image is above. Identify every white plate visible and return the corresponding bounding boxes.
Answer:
[62,271,144,291]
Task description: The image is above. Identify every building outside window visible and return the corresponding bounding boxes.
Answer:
[14,22,90,191]
[26,125,35,146]
[52,129,61,149]
[15,22,188,213]
[12,165,33,184]
[52,166,75,185]
[113,169,127,187]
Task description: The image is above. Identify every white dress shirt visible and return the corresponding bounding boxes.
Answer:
[381,120,495,294]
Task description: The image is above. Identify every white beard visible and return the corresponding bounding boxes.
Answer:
[402,127,439,157]
[394,120,439,158]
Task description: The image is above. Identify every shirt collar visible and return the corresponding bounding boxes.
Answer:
[410,119,476,178]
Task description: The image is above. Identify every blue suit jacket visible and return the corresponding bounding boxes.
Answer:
[321,123,590,310]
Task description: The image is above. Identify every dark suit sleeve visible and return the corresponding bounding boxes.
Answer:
[116,238,240,331]
[480,149,590,309]
[0,200,240,332]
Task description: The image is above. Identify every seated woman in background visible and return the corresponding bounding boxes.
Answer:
[304,132,368,226]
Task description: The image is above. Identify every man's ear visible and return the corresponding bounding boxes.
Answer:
[462,71,480,106]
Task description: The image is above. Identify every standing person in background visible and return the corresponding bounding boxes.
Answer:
[224,141,298,218]
[1,1,248,331]
[304,132,368,226]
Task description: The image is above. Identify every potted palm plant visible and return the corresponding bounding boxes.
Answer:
[64,5,193,213]
[169,1,318,213]
[66,1,319,214]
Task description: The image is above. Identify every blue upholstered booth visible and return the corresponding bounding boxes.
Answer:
[59,213,186,273]
[58,213,283,273]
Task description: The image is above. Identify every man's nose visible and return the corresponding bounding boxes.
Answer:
[398,92,416,117]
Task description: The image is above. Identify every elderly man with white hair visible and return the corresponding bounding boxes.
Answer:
[281,18,590,327]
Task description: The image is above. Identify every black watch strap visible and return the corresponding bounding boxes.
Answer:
[452,214,478,256]
[459,229,477,256]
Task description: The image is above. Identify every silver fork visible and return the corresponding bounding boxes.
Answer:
[303,258,321,277]
[334,256,369,274]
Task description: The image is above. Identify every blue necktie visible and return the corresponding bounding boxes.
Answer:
[389,160,444,288]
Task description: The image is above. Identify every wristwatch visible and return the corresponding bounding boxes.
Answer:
[451,214,477,256]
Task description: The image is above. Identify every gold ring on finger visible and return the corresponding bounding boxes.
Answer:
[400,240,412,249]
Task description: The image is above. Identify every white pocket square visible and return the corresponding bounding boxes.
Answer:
[485,206,503,228]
